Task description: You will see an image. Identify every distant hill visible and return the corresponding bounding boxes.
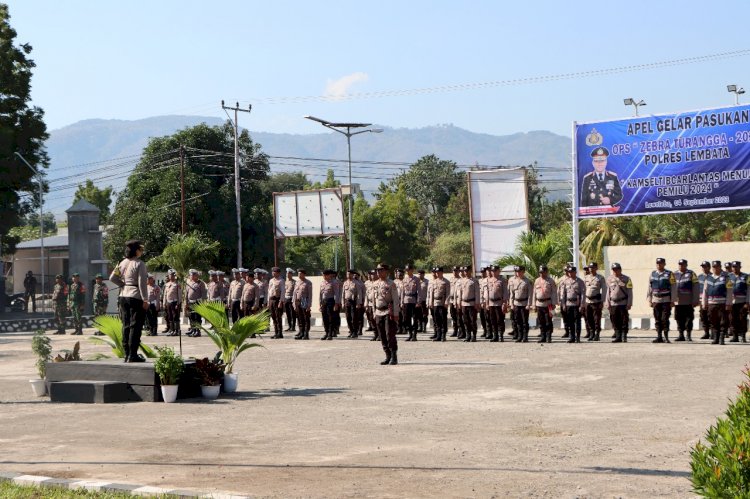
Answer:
[44,116,571,216]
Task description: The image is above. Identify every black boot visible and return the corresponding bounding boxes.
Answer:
[303,329,310,340]
[561,331,570,339]
[686,330,692,342]
[389,351,398,365]
[491,332,499,343]
[623,330,628,343]
[594,331,600,342]
[321,331,330,340]
[676,331,686,342]
[370,334,379,341]
[612,330,622,343]
[537,333,546,343]
[653,329,664,343]
[380,351,392,365]
[470,332,476,342]
[499,332,504,342]
[546,331,552,343]
[664,331,671,343]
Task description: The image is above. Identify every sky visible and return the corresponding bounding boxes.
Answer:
[7,0,750,137]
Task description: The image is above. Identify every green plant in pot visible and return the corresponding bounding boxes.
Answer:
[154,345,184,403]
[30,330,51,396]
[194,353,225,400]
[191,300,268,393]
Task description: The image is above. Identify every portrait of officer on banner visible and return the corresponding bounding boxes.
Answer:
[580,146,623,208]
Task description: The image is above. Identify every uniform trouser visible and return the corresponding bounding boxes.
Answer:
[563,306,582,341]
[561,306,570,336]
[513,306,530,341]
[610,305,629,340]
[284,300,296,330]
[70,304,83,333]
[119,297,145,360]
[433,306,448,339]
[652,302,672,338]
[366,307,375,332]
[345,301,358,334]
[700,307,710,335]
[510,307,518,337]
[375,314,398,354]
[229,300,241,322]
[450,305,458,334]
[356,306,365,334]
[147,304,158,334]
[403,302,416,335]
[269,298,283,335]
[415,303,424,331]
[419,302,428,330]
[487,306,505,339]
[461,306,478,338]
[586,302,603,337]
[321,298,336,336]
[536,306,553,341]
[166,301,180,331]
[674,304,695,334]
[296,307,311,334]
[732,302,748,339]
[457,305,467,336]
[708,304,729,343]
[95,304,108,316]
[54,301,66,332]
[25,291,36,312]
[188,303,201,332]
[479,308,488,333]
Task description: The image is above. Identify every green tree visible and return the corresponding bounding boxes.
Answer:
[425,230,472,267]
[147,232,220,277]
[441,184,470,235]
[7,212,57,242]
[73,180,114,224]
[496,231,567,280]
[0,4,50,255]
[579,217,644,265]
[105,122,270,265]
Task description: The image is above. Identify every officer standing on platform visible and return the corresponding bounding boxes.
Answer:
[319,269,341,340]
[52,274,67,335]
[227,269,244,323]
[267,267,286,339]
[293,269,313,340]
[698,261,712,339]
[702,260,733,345]
[402,264,421,341]
[584,263,605,341]
[729,261,749,343]
[674,259,700,342]
[427,267,450,342]
[647,258,677,343]
[485,265,508,342]
[284,268,297,332]
[162,269,181,336]
[373,263,400,365]
[532,265,557,343]
[184,269,207,337]
[560,265,586,343]
[604,263,632,343]
[509,265,532,342]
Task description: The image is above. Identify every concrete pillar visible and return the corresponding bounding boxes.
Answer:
[66,200,102,315]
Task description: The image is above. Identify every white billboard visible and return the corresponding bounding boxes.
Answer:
[273,189,345,238]
[468,168,529,270]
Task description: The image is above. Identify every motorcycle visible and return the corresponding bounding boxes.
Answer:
[4,292,26,312]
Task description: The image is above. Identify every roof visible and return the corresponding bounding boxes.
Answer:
[15,234,69,250]
[66,199,100,213]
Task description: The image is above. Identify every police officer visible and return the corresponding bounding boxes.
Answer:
[293,269,313,340]
[51,274,67,335]
[342,269,362,338]
[458,265,480,342]
[449,266,462,338]
[284,268,297,332]
[185,269,207,337]
[393,269,404,334]
[267,267,286,339]
[674,259,700,342]
[365,270,378,340]
[647,258,677,343]
[109,240,149,362]
[241,271,259,317]
[533,265,557,343]
[92,273,109,318]
[427,267,450,342]
[373,263,400,365]
[509,265,532,342]
[145,273,161,336]
[319,269,341,340]
[697,261,712,340]
[584,262,605,341]
[559,265,586,343]
[478,267,489,338]
[729,261,749,343]
[68,273,85,335]
[605,263,632,343]
[559,265,572,339]
[207,270,222,301]
[416,270,429,333]
[162,269,182,336]
[485,264,508,342]
[580,146,623,207]
[354,273,367,337]
[227,269,244,323]
[702,260,733,345]
[401,264,421,341]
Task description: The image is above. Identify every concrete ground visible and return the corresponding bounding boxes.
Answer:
[0,324,747,498]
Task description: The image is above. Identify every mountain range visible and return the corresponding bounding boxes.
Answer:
[44,116,572,216]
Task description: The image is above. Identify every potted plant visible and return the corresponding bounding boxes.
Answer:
[90,315,157,359]
[194,353,225,399]
[30,330,51,396]
[154,345,184,403]
[191,300,268,393]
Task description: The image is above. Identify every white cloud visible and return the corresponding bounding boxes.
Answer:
[325,72,369,99]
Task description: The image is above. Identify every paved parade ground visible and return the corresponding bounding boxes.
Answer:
[1,326,748,497]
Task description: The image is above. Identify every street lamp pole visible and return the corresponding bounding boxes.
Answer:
[222,101,252,268]
[304,116,382,267]
[727,84,745,105]
[623,98,647,117]
[14,152,44,314]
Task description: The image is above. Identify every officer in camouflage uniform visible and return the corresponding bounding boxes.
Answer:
[68,272,86,335]
[92,273,109,318]
[52,274,67,334]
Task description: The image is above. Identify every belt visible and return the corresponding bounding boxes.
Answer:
[406,293,418,297]
[462,298,475,302]
[188,300,197,304]
[566,301,580,306]
[652,291,671,296]
[536,297,550,302]
[612,300,628,305]
[376,305,389,311]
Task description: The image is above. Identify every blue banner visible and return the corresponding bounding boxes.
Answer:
[575,104,750,218]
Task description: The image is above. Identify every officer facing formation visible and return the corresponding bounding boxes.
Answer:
[648,258,677,343]
[372,263,400,365]
[604,263,632,343]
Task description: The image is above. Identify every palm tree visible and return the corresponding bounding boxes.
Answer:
[579,218,637,265]
[147,232,220,277]
[496,231,567,279]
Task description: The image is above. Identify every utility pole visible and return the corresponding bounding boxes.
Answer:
[180,145,186,234]
[222,101,252,267]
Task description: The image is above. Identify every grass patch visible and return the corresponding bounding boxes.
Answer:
[0,481,178,498]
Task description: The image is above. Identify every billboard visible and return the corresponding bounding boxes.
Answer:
[575,104,750,218]
[468,168,529,270]
[273,189,345,238]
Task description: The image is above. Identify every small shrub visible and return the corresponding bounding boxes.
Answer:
[690,367,750,497]
[154,346,184,385]
[53,341,81,362]
[31,330,52,379]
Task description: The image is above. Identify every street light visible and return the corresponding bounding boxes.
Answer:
[623,98,647,117]
[727,84,745,105]
[304,116,382,268]
[14,152,45,314]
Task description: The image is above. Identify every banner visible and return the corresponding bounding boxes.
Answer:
[575,104,750,218]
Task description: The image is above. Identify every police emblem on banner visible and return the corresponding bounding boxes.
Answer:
[586,128,603,146]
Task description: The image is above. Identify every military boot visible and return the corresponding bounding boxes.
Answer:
[612,330,622,343]
[471,331,477,342]
[546,331,552,343]
[623,330,628,342]
[537,332,546,343]
[676,331,686,342]
[380,351,392,365]
[370,333,379,341]
[594,331,600,341]
[389,351,398,365]
[730,332,740,342]
[701,331,710,340]
[522,329,529,343]
[652,329,664,343]
[561,330,570,339]
[491,332,499,343]
[686,330,692,342]
[664,331,671,343]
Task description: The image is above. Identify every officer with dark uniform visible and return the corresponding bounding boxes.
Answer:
[674,259,700,342]
[729,261,749,343]
[52,274,68,334]
[68,273,86,335]
[92,273,109,318]
[580,146,623,207]
[604,263,632,343]
[698,261,712,339]
[702,260,733,345]
[647,258,677,343]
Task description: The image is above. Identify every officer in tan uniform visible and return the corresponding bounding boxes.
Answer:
[478,267,489,338]
[449,266,462,337]
[319,269,341,340]
[427,267,450,342]
[241,272,259,317]
[161,269,182,336]
[185,269,207,337]
[145,274,161,336]
[584,262,606,341]
[402,264,421,341]
[342,269,362,338]
[509,265,532,342]
[673,259,700,342]
[484,264,508,342]
[373,263,401,365]
[559,265,586,343]
[293,269,313,340]
[365,270,378,340]
[284,268,297,333]
[416,270,429,334]
[267,267,286,339]
[532,265,558,343]
[559,265,571,339]
[354,273,367,336]
[227,269,244,323]
[604,263,633,343]
[458,266,480,342]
